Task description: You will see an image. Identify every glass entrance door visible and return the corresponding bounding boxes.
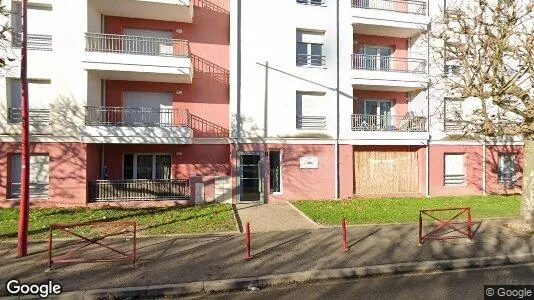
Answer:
[239,154,264,203]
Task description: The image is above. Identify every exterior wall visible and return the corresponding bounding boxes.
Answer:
[0,142,90,207]
[353,90,408,116]
[103,144,231,180]
[339,144,354,198]
[354,34,408,59]
[486,145,523,195]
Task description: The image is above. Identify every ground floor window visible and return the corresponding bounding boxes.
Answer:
[9,154,50,198]
[498,154,516,184]
[123,154,171,180]
[444,153,465,186]
[270,150,282,194]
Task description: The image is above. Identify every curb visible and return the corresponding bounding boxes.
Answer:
[285,201,321,228]
[27,252,533,299]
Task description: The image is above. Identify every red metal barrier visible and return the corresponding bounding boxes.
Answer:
[341,218,349,252]
[48,221,137,269]
[244,222,253,260]
[419,207,473,244]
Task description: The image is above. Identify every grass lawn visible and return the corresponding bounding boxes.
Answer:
[294,195,521,225]
[0,204,236,241]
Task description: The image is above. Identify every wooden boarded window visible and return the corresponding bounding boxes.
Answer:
[354,150,419,195]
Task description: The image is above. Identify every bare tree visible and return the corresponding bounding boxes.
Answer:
[0,0,15,69]
[432,0,534,230]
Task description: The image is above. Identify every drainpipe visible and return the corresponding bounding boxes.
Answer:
[235,0,242,203]
[334,0,340,199]
[482,140,487,195]
[425,18,431,197]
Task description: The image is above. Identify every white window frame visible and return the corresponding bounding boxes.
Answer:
[296,30,325,67]
[498,154,517,184]
[444,153,466,187]
[269,149,283,195]
[9,153,50,198]
[296,91,327,130]
[444,97,463,132]
[122,153,172,180]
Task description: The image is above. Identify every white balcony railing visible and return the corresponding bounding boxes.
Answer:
[351,114,427,132]
[352,0,427,15]
[85,33,190,57]
[352,54,427,74]
[12,33,52,51]
[8,108,50,124]
[85,106,191,128]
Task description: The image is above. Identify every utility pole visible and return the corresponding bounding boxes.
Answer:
[17,0,30,257]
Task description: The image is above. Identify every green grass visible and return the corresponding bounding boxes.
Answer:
[0,204,236,241]
[294,195,521,225]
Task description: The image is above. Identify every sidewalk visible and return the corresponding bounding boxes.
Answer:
[235,202,318,232]
[0,219,532,296]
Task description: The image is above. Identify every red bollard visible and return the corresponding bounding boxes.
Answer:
[467,208,473,239]
[244,222,253,260]
[341,218,349,252]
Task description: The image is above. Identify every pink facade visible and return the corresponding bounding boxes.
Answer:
[353,89,409,116]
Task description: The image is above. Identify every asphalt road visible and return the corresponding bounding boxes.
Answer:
[184,263,534,300]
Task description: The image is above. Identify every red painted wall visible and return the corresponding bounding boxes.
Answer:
[103,144,231,180]
[339,144,354,199]
[103,0,230,138]
[0,142,91,207]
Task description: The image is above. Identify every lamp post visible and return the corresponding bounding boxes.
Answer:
[17,0,30,258]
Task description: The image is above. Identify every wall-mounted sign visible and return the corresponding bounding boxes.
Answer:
[300,157,318,169]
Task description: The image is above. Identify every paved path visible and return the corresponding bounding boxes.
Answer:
[0,219,532,295]
[235,202,317,232]
[192,263,534,300]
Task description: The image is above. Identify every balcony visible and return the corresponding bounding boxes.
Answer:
[351,0,429,38]
[351,54,428,91]
[82,33,192,83]
[89,0,193,23]
[348,114,429,141]
[80,106,193,144]
[89,179,190,202]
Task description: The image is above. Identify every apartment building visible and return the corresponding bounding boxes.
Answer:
[0,0,231,207]
[0,0,523,207]
[229,0,523,204]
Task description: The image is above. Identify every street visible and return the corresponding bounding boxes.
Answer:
[185,263,534,300]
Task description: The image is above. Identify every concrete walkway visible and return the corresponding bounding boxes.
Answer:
[0,219,532,296]
[234,202,317,232]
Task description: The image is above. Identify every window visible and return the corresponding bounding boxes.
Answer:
[8,78,51,124]
[296,30,325,67]
[123,154,171,180]
[296,92,326,130]
[11,1,52,51]
[10,154,49,198]
[362,46,392,71]
[297,0,324,5]
[498,154,516,184]
[269,150,282,194]
[444,60,461,75]
[444,154,465,186]
[444,97,463,132]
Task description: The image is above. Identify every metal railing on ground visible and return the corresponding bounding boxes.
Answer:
[89,179,190,202]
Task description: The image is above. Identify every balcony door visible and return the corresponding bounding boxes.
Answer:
[364,100,393,129]
[123,92,173,126]
[123,28,173,56]
[363,46,392,71]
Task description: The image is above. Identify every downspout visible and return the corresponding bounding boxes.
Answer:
[334,0,340,199]
[482,140,487,195]
[235,0,242,203]
[425,19,431,197]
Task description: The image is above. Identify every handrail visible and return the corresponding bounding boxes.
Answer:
[85,32,191,57]
[85,106,191,128]
[351,54,427,74]
[352,0,427,15]
[351,114,427,132]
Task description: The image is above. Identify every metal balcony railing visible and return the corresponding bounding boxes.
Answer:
[352,54,427,74]
[85,32,190,57]
[296,54,326,67]
[89,179,190,202]
[85,106,191,127]
[297,115,327,130]
[351,114,427,132]
[297,0,326,6]
[12,33,52,51]
[352,0,427,15]
[8,108,50,124]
